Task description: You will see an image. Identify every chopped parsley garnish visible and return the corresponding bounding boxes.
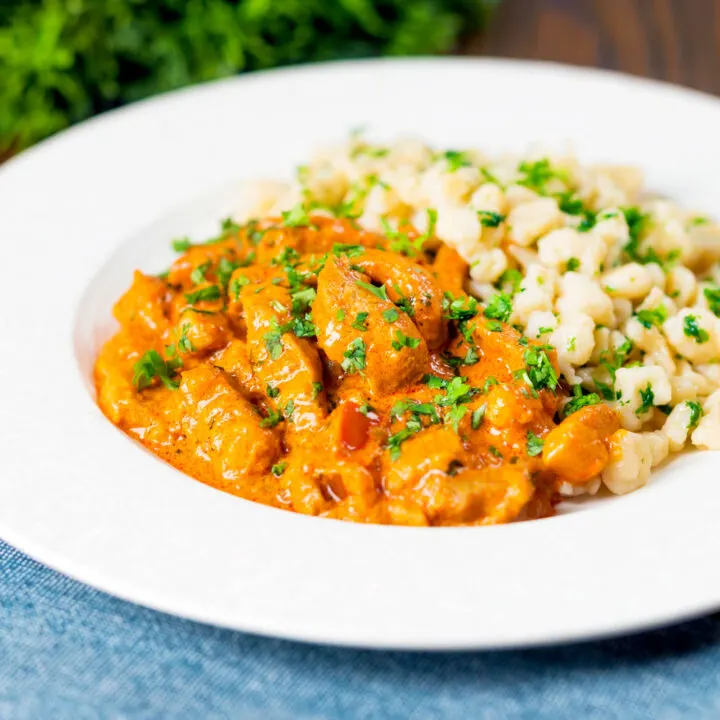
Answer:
[497,268,523,295]
[636,306,668,329]
[471,404,486,430]
[387,426,417,461]
[281,204,313,228]
[132,350,182,391]
[526,431,544,457]
[356,280,389,301]
[424,374,447,390]
[332,243,365,258]
[263,324,284,360]
[564,385,602,417]
[271,462,287,477]
[464,347,480,365]
[442,150,473,172]
[516,347,558,394]
[477,210,506,228]
[184,285,222,305]
[260,408,283,428]
[311,382,324,399]
[190,261,211,285]
[486,320,503,332]
[597,338,634,398]
[381,208,438,256]
[443,293,479,322]
[537,326,554,336]
[392,331,421,351]
[172,237,193,253]
[489,445,504,459]
[622,207,653,262]
[482,377,498,393]
[177,324,195,354]
[557,192,596,231]
[229,275,249,300]
[382,308,399,323]
[272,246,301,269]
[686,400,703,429]
[447,405,468,432]
[351,312,369,331]
[266,384,280,399]
[391,399,440,423]
[683,314,709,343]
[517,158,568,194]
[565,257,580,272]
[342,338,366,374]
[636,383,655,416]
[290,286,316,314]
[283,315,317,338]
[216,257,240,289]
[484,292,513,323]
[336,309,346,321]
[704,286,720,316]
[284,400,295,421]
[434,376,478,432]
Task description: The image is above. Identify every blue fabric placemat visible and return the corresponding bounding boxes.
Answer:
[1,540,719,720]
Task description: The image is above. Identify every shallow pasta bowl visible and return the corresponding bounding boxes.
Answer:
[1,58,719,650]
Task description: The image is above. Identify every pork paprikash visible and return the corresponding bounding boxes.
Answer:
[95,215,619,526]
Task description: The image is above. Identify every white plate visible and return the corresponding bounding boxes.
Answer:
[1,58,719,650]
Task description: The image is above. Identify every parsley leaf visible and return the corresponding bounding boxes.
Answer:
[356,280,388,301]
[229,275,249,300]
[132,350,181,391]
[564,385,602,417]
[517,347,558,393]
[517,158,568,194]
[281,204,313,228]
[184,285,222,305]
[526,431,544,457]
[565,257,580,272]
[636,306,668,329]
[392,331,421,351]
[382,308,399,323]
[190,261,211,285]
[636,383,655,416]
[704,286,720,316]
[442,150,472,172]
[263,324,284,360]
[342,338,366,374]
[271,462,287,477]
[477,210,506,228]
[622,207,652,262]
[471,404,486,430]
[260,408,283,428]
[177,324,195,354]
[683,314,709,343]
[172,237,193,253]
[351,312,369,331]
[686,400,703,429]
[496,269,523,295]
[484,292,513,323]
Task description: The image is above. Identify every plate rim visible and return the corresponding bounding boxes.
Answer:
[2,56,720,650]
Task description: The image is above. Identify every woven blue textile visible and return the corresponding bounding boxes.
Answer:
[1,540,719,719]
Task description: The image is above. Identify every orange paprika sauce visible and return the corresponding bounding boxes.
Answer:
[95,216,618,526]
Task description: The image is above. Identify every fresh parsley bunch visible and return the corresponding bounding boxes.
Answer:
[0,0,498,154]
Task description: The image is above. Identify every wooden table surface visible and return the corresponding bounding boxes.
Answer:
[464,0,720,96]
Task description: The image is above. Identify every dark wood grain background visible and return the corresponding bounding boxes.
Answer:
[463,0,720,95]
